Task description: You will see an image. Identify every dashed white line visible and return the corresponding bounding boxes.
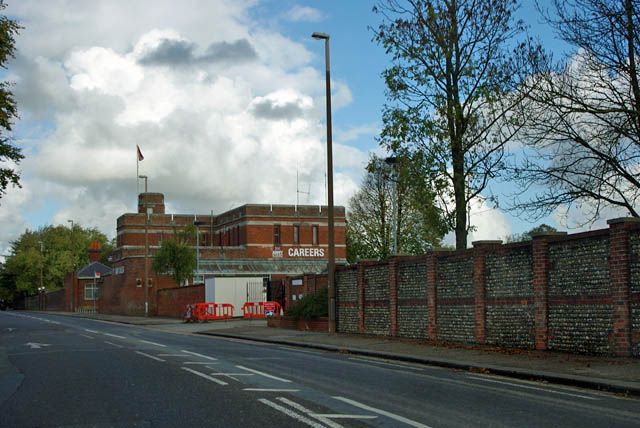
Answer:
[135,351,165,362]
[243,388,300,392]
[181,367,228,385]
[183,361,220,365]
[258,399,325,428]
[104,341,123,348]
[139,340,167,347]
[313,414,377,419]
[277,397,344,428]
[467,376,600,400]
[333,396,432,428]
[158,354,192,358]
[79,334,94,339]
[103,333,126,339]
[236,365,291,383]
[181,350,217,360]
[85,329,99,334]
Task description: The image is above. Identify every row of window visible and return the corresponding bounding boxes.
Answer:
[274,224,319,246]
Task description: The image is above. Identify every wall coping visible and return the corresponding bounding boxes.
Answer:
[472,240,503,246]
[607,217,640,225]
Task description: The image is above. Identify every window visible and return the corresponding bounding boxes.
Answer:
[218,231,222,247]
[312,225,319,245]
[84,283,97,300]
[236,226,241,245]
[293,225,300,244]
[274,224,281,245]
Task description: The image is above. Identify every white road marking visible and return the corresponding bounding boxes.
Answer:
[139,340,166,347]
[181,367,228,385]
[183,361,220,365]
[85,329,99,333]
[349,356,424,371]
[314,414,377,419]
[104,341,123,348]
[181,350,217,360]
[333,396,432,428]
[208,373,254,376]
[103,333,126,339]
[158,354,193,358]
[467,376,600,400]
[79,334,94,339]
[236,365,292,383]
[136,351,165,362]
[24,342,51,349]
[258,399,326,428]
[243,388,300,392]
[277,397,345,428]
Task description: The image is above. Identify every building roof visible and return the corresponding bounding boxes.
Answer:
[77,261,113,279]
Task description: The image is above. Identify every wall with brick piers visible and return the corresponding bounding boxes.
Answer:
[335,219,640,357]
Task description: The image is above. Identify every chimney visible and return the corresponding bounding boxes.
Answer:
[89,240,101,263]
[138,192,165,214]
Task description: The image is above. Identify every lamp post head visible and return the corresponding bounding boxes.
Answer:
[138,175,147,179]
[311,32,329,40]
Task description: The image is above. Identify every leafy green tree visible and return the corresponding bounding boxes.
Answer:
[0,1,22,199]
[374,0,538,249]
[0,224,112,297]
[347,154,446,262]
[505,224,559,243]
[152,225,196,286]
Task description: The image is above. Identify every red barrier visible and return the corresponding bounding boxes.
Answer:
[184,302,235,322]
[242,301,281,319]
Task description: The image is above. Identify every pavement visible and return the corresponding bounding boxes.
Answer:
[35,310,640,396]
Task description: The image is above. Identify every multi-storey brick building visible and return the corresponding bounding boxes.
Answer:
[100,192,346,315]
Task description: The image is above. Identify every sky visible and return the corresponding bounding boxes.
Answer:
[0,0,621,258]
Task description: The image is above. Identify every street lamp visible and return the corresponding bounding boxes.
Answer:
[311,31,336,333]
[194,220,207,284]
[67,219,75,311]
[139,174,150,316]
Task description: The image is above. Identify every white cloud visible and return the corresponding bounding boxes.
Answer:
[442,197,512,247]
[285,6,324,22]
[3,1,371,252]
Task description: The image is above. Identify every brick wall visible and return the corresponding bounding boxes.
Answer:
[156,285,205,318]
[335,218,640,357]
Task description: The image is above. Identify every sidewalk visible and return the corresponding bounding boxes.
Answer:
[37,311,640,396]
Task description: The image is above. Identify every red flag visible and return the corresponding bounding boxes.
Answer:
[137,145,144,161]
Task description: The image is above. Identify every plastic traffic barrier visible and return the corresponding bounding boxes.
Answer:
[184,302,235,322]
[242,301,282,319]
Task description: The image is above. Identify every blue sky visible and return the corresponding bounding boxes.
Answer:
[0,0,608,258]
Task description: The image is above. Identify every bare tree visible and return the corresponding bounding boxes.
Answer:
[509,0,640,223]
[374,0,536,248]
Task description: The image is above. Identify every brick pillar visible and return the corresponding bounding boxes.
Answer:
[608,218,638,356]
[426,252,438,340]
[531,232,566,350]
[389,258,398,337]
[357,263,365,334]
[472,240,502,344]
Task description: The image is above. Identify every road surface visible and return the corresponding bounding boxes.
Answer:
[1,311,638,427]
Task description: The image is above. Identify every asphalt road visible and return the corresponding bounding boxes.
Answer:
[1,311,639,428]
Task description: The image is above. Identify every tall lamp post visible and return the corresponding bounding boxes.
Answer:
[312,31,336,333]
[139,174,150,317]
[67,219,75,311]
[194,220,206,285]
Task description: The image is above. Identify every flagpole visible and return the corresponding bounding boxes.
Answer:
[137,153,139,194]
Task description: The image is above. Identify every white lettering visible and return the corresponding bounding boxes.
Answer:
[287,247,325,258]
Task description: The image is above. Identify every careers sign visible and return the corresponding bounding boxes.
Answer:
[288,247,325,258]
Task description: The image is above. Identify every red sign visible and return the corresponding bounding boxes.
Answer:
[95,271,101,278]
[264,302,276,312]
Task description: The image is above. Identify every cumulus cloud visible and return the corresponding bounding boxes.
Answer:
[3,0,369,252]
[285,6,324,22]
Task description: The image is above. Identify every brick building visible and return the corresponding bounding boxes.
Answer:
[64,240,112,312]
[100,192,346,315]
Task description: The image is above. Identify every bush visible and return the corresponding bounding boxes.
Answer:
[287,287,328,321]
